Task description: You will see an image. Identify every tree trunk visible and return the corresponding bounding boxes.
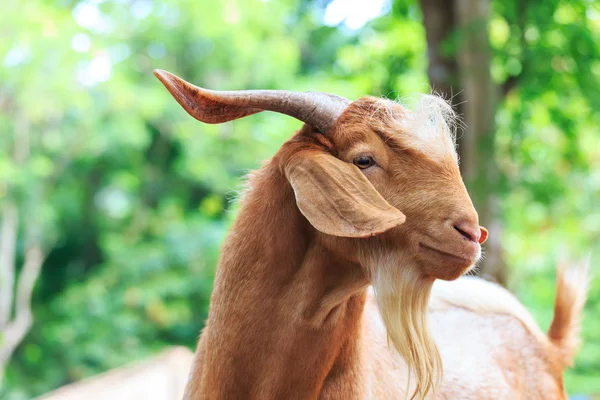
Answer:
[0,202,18,329]
[0,113,47,385]
[420,0,507,285]
[0,242,42,387]
[419,0,469,170]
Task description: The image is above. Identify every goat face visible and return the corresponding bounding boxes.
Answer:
[328,97,488,281]
[280,96,487,282]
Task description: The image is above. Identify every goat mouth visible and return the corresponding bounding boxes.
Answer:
[419,242,469,263]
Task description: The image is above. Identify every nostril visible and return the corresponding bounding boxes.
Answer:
[454,223,479,243]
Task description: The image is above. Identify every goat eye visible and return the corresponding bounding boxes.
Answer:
[353,155,375,169]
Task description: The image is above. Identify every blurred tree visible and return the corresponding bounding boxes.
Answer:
[417,0,600,286]
[0,114,46,386]
[0,0,86,384]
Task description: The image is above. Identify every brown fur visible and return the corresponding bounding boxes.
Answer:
[185,125,372,399]
[155,72,487,400]
[547,259,590,368]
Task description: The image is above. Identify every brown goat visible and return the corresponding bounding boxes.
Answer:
[154,69,488,400]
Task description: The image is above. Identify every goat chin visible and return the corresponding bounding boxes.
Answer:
[369,255,441,400]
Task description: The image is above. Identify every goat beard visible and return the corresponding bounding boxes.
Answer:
[370,256,441,400]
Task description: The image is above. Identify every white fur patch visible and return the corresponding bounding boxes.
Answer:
[429,276,549,345]
[376,95,460,164]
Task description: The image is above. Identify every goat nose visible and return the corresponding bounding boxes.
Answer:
[453,220,481,243]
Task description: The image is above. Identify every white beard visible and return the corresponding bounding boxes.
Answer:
[368,252,441,400]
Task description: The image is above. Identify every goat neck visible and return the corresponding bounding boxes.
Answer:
[184,125,371,400]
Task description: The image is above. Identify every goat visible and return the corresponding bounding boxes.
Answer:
[154,69,488,400]
[363,258,589,399]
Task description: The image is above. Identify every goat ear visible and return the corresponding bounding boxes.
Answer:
[285,152,406,238]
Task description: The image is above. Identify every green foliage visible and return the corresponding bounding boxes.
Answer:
[491,1,600,392]
[0,0,598,397]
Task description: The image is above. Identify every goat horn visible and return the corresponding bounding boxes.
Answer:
[154,69,350,135]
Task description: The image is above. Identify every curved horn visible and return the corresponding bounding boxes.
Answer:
[154,69,350,134]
